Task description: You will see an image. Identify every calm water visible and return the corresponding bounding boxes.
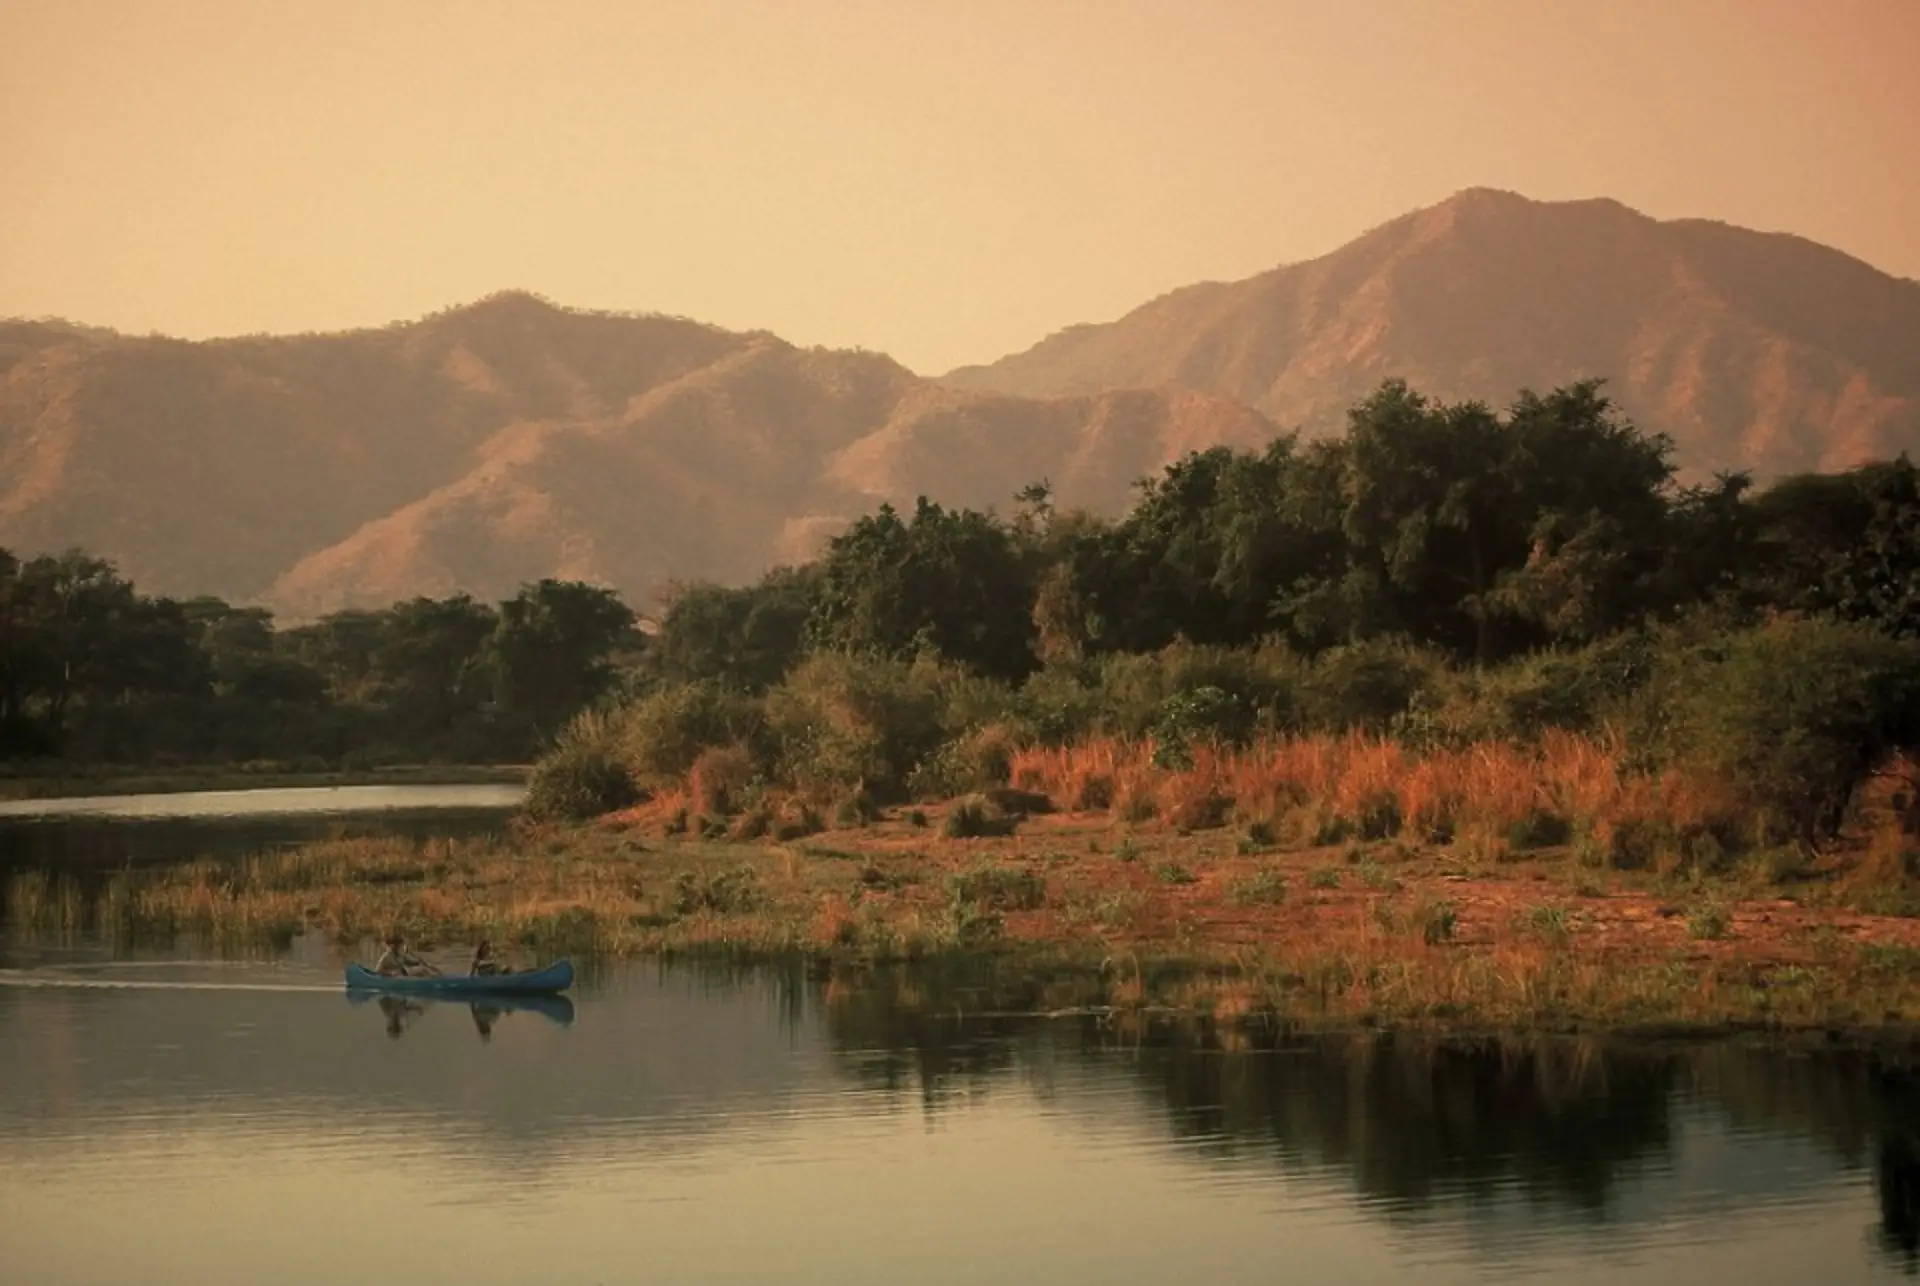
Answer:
[0,783,524,872]
[2,939,1918,1284]
[2,799,1919,1283]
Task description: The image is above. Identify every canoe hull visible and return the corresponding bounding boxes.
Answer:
[344,958,575,996]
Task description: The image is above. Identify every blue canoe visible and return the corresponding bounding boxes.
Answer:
[344,958,575,996]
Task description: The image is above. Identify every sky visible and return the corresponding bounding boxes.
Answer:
[3,0,1918,374]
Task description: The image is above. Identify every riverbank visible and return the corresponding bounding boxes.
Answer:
[13,791,1920,1037]
[0,763,531,802]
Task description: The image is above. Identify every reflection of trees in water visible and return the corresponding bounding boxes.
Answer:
[1102,1029,1679,1216]
[820,963,1036,1110]
[1868,1066,1920,1275]
[816,966,1920,1231]
[1684,1045,1920,1273]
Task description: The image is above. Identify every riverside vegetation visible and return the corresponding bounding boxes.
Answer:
[12,379,1920,1034]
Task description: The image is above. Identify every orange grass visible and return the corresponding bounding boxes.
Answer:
[1008,732,1737,844]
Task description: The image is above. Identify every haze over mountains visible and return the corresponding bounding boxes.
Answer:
[4,189,1917,618]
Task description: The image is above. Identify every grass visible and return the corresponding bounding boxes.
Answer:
[14,770,1920,1036]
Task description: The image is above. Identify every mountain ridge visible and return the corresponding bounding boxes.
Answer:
[943,188,1920,477]
[6,189,1919,617]
[0,294,1276,618]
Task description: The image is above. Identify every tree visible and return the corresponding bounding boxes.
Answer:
[487,580,640,742]
[648,567,816,692]
[806,498,1038,681]
[370,595,500,751]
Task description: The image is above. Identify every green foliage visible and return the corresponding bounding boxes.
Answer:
[613,681,766,786]
[1687,901,1733,941]
[1651,617,1920,841]
[671,865,762,915]
[806,497,1038,681]
[1227,868,1288,906]
[523,723,641,822]
[1300,639,1444,733]
[487,580,639,741]
[765,653,951,800]
[22,379,1920,824]
[646,567,817,692]
[943,794,1021,838]
[948,865,1046,912]
[1413,897,1459,945]
[1506,809,1574,852]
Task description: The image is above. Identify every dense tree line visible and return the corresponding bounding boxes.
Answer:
[9,377,1918,796]
[532,378,1920,840]
[0,559,639,766]
[652,379,1920,687]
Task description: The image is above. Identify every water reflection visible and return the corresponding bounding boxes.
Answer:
[348,989,577,1041]
[0,806,517,876]
[2,942,1917,1284]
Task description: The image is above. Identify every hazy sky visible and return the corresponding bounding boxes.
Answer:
[4,0,1917,373]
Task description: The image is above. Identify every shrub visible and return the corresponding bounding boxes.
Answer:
[1227,869,1287,906]
[1687,901,1732,940]
[765,653,948,800]
[1352,790,1402,840]
[524,741,640,822]
[689,744,758,817]
[1413,897,1458,945]
[1661,619,1920,841]
[949,865,1046,911]
[672,865,762,914]
[1506,808,1573,852]
[1301,639,1444,734]
[616,682,766,785]
[834,788,881,828]
[943,794,1020,838]
[906,722,1030,800]
[1164,777,1232,832]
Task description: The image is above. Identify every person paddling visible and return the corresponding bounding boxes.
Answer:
[375,933,438,977]
[469,937,508,977]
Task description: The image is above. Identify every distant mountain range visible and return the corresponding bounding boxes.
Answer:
[947,187,1920,478]
[0,295,1272,617]
[4,188,1917,618]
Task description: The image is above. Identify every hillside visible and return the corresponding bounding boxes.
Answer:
[945,188,1920,477]
[0,294,1274,617]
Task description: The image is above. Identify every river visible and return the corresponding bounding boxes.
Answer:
[1,789,1916,1283]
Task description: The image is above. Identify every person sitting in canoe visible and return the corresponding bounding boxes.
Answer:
[469,937,510,977]
[374,933,439,977]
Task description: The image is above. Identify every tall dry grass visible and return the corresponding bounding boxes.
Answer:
[1010,732,1735,851]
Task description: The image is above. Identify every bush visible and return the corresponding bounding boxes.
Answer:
[672,865,762,914]
[1301,639,1444,733]
[1659,618,1920,841]
[1082,642,1304,741]
[615,682,766,785]
[524,740,641,822]
[943,794,1021,838]
[689,744,758,817]
[1397,633,1654,746]
[906,721,1030,799]
[949,865,1046,911]
[1506,809,1573,852]
[1227,869,1287,906]
[765,653,949,800]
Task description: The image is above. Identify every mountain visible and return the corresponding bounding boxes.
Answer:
[0,293,1274,617]
[9,191,1919,615]
[944,188,1920,477]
